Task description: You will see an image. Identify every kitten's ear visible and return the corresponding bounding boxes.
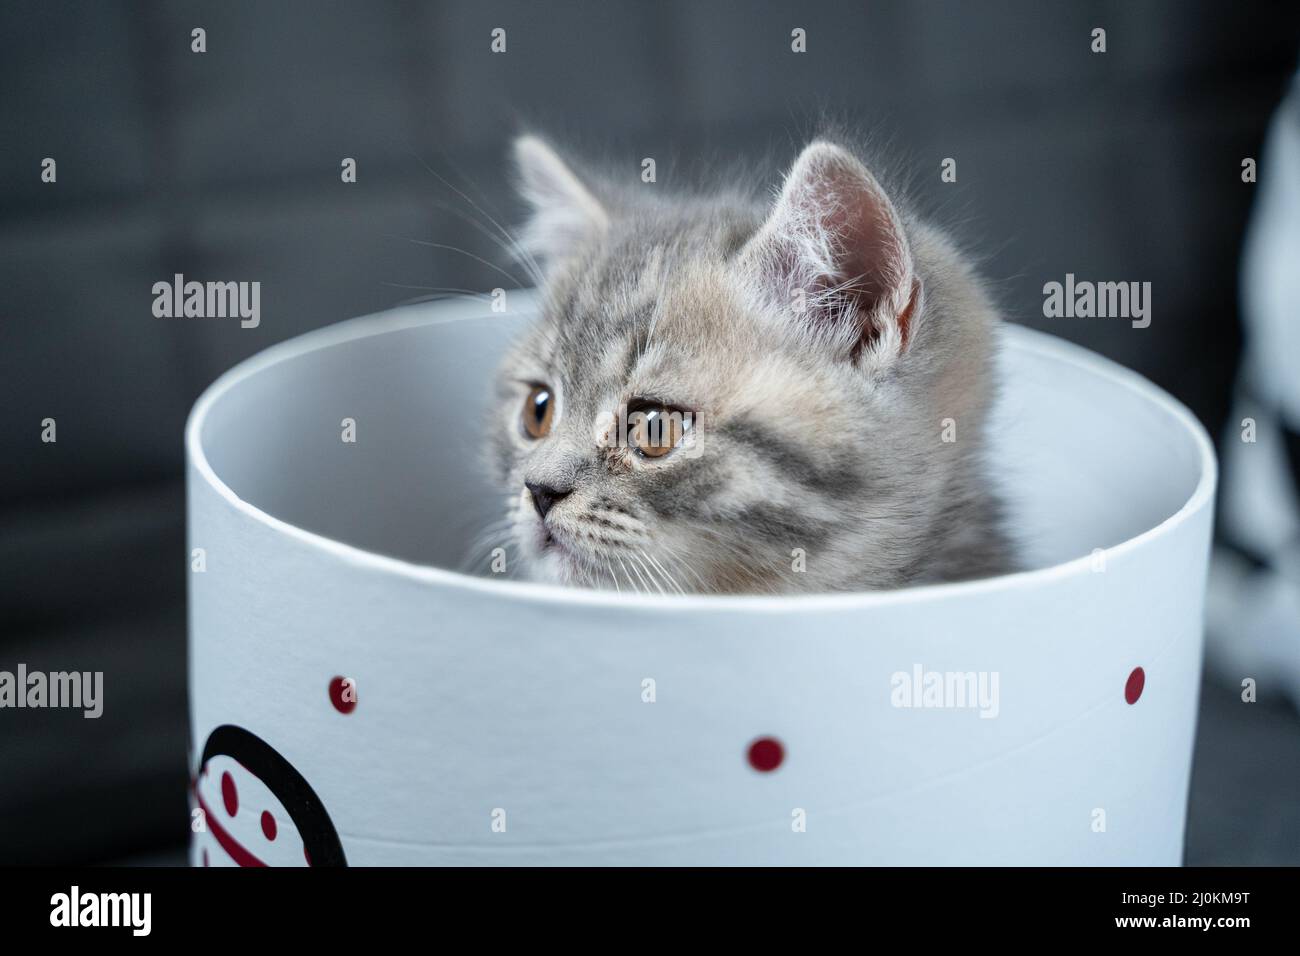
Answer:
[740,141,921,367]
[512,135,609,264]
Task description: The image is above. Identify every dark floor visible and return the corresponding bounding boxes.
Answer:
[1185,676,1300,865]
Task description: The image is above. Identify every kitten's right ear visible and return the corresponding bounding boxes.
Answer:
[512,136,609,264]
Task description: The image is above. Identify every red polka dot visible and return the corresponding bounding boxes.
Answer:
[747,736,784,772]
[261,810,278,841]
[1125,666,1145,704]
[202,849,209,867]
[220,771,238,816]
[329,676,357,714]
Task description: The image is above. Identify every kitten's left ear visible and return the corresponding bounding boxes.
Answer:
[740,141,921,367]
[513,135,609,264]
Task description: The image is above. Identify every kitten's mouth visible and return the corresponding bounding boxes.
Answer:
[536,521,570,557]
[535,522,595,573]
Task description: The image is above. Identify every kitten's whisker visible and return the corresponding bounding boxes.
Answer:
[414,155,548,288]
[642,549,684,595]
[656,547,704,594]
[381,287,492,309]
[625,554,651,593]
[633,550,670,595]
[460,509,523,575]
[636,551,668,595]
[615,555,638,594]
[398,141,547,287]
[671,531,777,590]
[622,554,652,594]
[422,197,546,288]
[390,237,529,290]
[630,552,660,594]
[665,545,712,591]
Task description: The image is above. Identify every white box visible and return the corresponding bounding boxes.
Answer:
[187,295,1216,865]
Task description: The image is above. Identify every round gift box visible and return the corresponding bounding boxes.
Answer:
[186,293,1216,866]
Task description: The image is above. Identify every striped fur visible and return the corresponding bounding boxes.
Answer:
[487,136,1015,594]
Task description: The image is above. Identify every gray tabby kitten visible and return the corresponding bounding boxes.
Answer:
[487,135,1014,594]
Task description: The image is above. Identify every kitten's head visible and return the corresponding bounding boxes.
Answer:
[489,135,1003,594]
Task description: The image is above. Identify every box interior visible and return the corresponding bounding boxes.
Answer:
[197,311,1206,582]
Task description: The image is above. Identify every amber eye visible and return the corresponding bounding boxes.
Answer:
[521,384,554,439]
[630,406,688,459]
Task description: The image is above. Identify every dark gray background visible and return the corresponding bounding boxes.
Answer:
[1,0,1297,865]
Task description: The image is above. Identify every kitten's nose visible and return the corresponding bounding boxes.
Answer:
[525,481,571,519]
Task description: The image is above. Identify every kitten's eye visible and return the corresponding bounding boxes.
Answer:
[521,384,554,439]
[631,406,687,459]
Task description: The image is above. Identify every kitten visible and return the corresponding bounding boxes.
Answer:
[486,135,1014,594]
